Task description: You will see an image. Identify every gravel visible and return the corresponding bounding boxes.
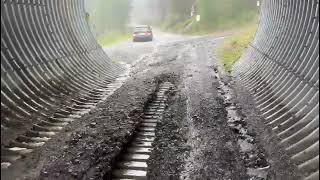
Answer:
[1,35,300,180]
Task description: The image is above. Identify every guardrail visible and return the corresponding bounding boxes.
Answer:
[1,0,125,148]
[234,0,319,179]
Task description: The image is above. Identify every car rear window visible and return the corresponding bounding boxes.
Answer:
[134,27,149,32]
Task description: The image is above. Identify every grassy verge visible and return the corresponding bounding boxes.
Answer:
[97,31,131,47]
[216,23,257,72]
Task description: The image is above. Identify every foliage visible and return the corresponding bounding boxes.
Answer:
[84,0,131,37]
[197,0,258,29]
[97,31,131,47]
[217,23,257,72]
[155,0,259,34]
[170,0,195,19]
[162,0,195,29]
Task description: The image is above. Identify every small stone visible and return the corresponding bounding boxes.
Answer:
[1,162,11,169]
[41,171,49,177]
[247,127,257,137]
[89,123,97,128]
[71,172,78,178]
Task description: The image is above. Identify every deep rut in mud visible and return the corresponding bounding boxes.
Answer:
[105,82,174,180]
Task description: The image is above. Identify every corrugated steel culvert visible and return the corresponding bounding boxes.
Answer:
[1,0,126,163]
[234,0,319,179]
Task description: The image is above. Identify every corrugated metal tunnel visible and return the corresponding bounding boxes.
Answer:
[1,0,127,168]
[1,0,319,179]
[234,0,319,179]
[1,0,125,142]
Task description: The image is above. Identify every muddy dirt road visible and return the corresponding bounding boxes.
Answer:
[103,31,193,65]
[1,33,298,180]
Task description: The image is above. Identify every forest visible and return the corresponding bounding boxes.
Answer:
[85,0,258,41]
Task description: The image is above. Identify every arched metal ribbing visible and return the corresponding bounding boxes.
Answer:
[234,0,319,179]
[1,0,125,155]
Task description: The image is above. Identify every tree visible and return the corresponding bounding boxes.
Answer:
[84,0,131,36]
[170,0,195,19]
[197,0,258,28]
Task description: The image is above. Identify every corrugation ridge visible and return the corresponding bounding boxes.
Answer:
[233,0,319,179]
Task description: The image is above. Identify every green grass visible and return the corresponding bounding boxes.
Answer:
[161,8,259,35]
[97,31,131,47]
[216,23,257,72]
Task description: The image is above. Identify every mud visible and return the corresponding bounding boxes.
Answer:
[217,75,270,179]
[147,36,300,180]
[1,67,157,180]
[1,34,300,180]
[1,33,188,180]
[147,80,189,180]
[230,76,302,180]
[147,38,249,180]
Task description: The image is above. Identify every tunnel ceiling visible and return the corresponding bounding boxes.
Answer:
[234,0,319,179]
[1,0,319,179]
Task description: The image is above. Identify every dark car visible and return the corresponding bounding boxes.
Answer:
[133,25,153,42]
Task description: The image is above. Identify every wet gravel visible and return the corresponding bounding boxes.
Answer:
[147,37,300,180]
[230,75,302,180]
[147,38,249,180]
[1,34,189,180]
[2,67,158,180]
[148,83,190,179]
[1,35,301,180]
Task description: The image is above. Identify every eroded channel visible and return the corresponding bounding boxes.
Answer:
[215,69,270,179]
[106,82,174,180]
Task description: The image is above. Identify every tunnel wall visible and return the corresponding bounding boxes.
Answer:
[1,0,125,146]
[234,0,319,179]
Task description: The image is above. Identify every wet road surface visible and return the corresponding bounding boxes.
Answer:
[1,32,297,180]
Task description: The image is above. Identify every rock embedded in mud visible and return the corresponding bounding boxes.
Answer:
[73,159,80,164]
[234,120,247,127]
[128,120,134,124]
[89,122,97,128]
[40,170,49,177]
[247,127,257,137]
[224,101,232,107]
